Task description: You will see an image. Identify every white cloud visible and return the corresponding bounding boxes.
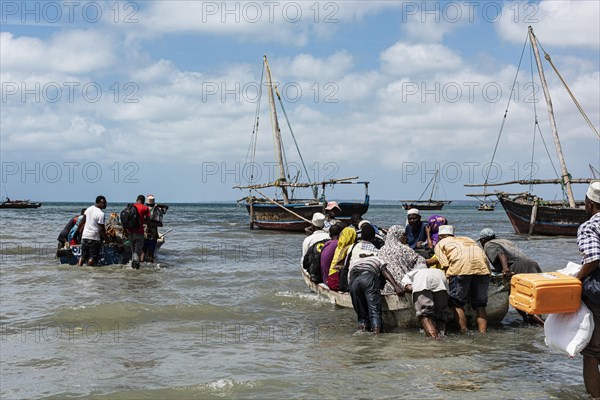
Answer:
[497,0,600,49]
[0,30,116,74]
[380,42,464,77]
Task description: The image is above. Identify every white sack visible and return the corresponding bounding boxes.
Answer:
[544,302,594,357]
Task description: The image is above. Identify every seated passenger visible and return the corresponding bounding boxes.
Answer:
[323,201,342,232]
[320,223,344,285]
[378,225,427,294]
[426,214,448,249]
[327,227,357,291]
[401,208,428,250]
[302,213,329,257]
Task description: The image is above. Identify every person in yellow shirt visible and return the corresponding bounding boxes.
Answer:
[433,225,491,334]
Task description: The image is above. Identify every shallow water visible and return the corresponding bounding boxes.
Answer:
[0,202,589,399]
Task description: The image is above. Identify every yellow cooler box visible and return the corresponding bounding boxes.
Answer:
[509,272,582,314]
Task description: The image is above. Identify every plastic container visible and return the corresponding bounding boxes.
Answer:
[509,272,582,314]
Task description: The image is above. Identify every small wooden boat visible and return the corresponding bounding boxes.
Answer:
[401,170,451,211]
[0,198,42,209]
[57,244,131,266]
[301,267,510,328]
[478,202,495,211]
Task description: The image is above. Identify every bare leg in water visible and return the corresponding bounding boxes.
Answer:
[475,307,487,334]
[420,316,439,338]
[453,307,468,333]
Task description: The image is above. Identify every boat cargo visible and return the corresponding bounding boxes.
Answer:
[509,272,581,314]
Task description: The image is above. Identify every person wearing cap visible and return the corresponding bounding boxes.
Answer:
[142,195,169,263]
[433,225,491,334]
[323,201,342,232]
[350,214,385,249]
[478,228,544,326]
[401,208,428,252]
[576,181,600,398]
[302,213,329,258]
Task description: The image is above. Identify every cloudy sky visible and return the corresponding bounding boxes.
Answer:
[1,0,598,203]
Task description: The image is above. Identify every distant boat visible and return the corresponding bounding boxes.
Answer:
[465,27,598,236]
[401,169,451,210]
[477,202,496,212]
[0,198,42,209]
[234,56,369,232]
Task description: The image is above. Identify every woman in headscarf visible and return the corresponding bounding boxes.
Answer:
[426,214,448,249]
[379,225,426,294]
[327,227,357,291]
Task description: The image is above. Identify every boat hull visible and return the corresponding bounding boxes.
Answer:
[0,202,42,209]
[301,268,509,328]
[498,195,586,236]
[246,200,369,232]
[401,201,451,211]
[58,244,131,266]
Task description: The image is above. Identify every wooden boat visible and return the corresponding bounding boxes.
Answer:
[465,27,598,236]
[477,202,495,211]
[401,170,451,211]
[57,243,131,266]
[0,198,42,209]
[234,56,369,232]
[301,267,510,328]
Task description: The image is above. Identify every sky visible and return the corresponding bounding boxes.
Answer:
[1,0,599,204]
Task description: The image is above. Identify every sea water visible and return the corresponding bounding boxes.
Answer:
[0,202,588,399]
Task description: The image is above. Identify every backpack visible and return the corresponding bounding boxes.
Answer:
[147,206,164,227]
[120,203,140,230]
[302,239,328,283]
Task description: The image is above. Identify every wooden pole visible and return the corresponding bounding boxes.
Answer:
[249,199,255,229]
[528,26,575,208]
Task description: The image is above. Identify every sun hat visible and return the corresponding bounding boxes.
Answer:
[407,208,420,216]
[438,225,454,236]
[479,228,496,240]
[146,195,155,205]
[325,201,341,211]
[311,212,325,228]
[586,181,600,203]
[358,220,371,229]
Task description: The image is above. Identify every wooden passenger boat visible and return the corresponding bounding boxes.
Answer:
[301,267,510,328]
[57,244,131,266]
[234,56,369,232]
[465,27,598,236]
[0,198,42,209]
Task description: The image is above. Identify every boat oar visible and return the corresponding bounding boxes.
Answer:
[158,228,173,239]
[253,189,312,223]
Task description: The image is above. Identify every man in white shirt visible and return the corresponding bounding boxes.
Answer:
[78,195,108,266]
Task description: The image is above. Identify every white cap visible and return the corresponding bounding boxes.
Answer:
[438,225,454,236]
[586,181,600,203]
[311,212,325,228]
[358,220,371,229]
[407,208,419,216]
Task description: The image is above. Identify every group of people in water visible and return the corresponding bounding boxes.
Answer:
[302,202,546,338]
[57,194,168,268]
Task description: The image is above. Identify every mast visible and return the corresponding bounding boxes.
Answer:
[428,170,439,202]
[263,55,289,203]
[528,26,575,208]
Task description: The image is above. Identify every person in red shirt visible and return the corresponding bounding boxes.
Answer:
[128,194,150,269]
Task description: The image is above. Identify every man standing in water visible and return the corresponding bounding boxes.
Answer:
[127,195,150,269]
[78,196,108,266]
[576,181,600,398]
[433,225,491,334]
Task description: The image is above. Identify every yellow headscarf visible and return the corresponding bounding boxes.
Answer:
[329,227,357,276]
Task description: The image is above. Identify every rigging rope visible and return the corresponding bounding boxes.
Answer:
[243,60,265,186]
[537,42,600,140]
[484,34,529,188]
[275,86,318,199]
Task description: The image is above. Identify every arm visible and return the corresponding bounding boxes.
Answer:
[99,224,108,242]
[576,259,599,281]
[497,251,513,277]
[381,267,404,296]
[425,225,433,249]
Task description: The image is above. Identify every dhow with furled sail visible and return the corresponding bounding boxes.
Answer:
[234,56,369,231]
[466,27,598,236]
